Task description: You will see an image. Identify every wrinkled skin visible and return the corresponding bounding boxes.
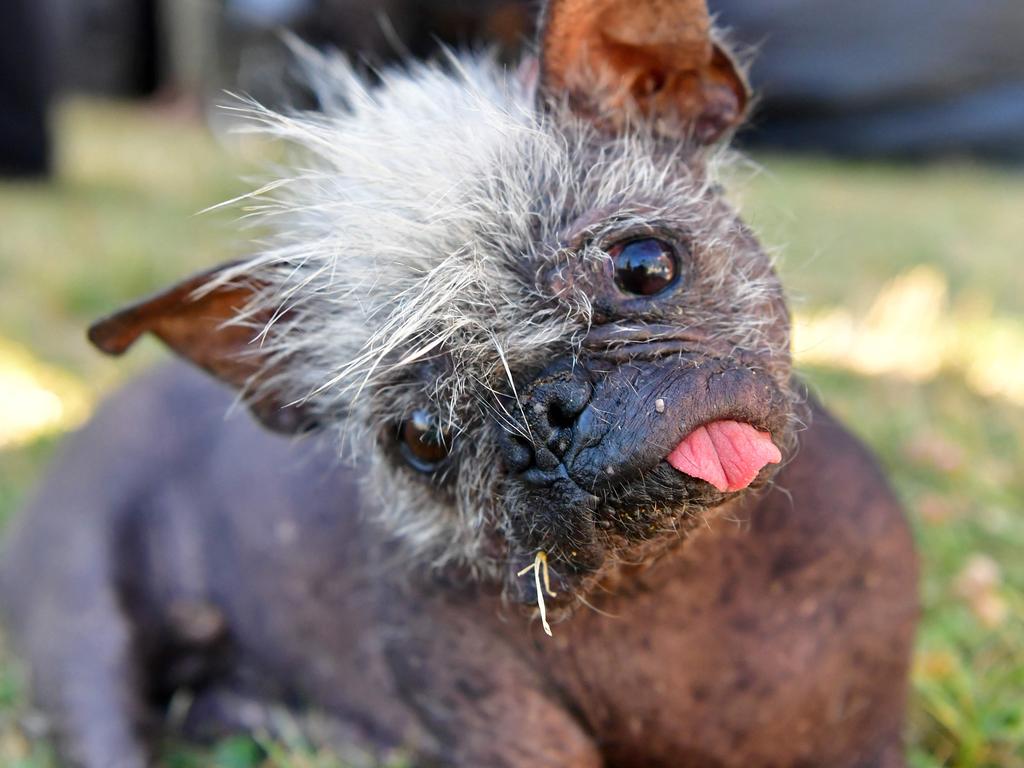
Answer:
[1,363,917,767]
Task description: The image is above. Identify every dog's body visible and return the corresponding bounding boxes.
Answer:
[1,1,918,765]
[3,363,916,767]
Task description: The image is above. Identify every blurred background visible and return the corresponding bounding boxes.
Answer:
[0,0,1022,766]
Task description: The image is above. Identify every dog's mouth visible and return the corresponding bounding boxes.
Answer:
[506,418,784,572]
[504,422,783,616]
[499,354,793,608]
[666,419,782,493]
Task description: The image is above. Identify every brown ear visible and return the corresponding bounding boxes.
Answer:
[88,263,315,434]
[540,0,749,143]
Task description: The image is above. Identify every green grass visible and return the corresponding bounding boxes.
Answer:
[0,99,1022,767]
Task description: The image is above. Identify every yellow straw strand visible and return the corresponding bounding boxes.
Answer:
[517,551,557,637]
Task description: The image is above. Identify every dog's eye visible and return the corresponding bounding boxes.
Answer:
[609,238,679,296]
[399,410,452,472]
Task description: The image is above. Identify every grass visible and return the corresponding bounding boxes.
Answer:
[0,98,1022,767]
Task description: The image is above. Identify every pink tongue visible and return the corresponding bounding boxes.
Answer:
[666,420,781,493]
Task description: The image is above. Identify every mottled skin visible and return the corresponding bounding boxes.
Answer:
[2,363,917,767]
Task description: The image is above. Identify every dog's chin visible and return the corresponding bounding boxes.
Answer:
[504,455,785,614]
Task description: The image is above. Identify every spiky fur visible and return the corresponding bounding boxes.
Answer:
[213,47,795,582]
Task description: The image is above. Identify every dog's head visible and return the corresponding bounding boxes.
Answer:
[90,0,797,610]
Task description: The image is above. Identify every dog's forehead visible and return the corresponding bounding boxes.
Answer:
[294,55,716,266]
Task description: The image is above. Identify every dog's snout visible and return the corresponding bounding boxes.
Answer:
[498,365,592,473]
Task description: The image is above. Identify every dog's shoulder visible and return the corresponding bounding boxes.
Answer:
[749,391,918,604]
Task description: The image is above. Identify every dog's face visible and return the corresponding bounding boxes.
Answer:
[89,0,796,603]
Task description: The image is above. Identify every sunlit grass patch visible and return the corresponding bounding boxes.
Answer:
[794,266,1024,407]
[0,339,93,450]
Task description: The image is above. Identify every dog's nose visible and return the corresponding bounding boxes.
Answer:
[526,367,591,447]
[499,364,592,473]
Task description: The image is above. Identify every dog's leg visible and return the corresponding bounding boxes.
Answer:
[0,401,167,767]
[2,552,154,768]
[21,574,155,768]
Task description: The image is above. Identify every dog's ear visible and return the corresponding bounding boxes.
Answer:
[88,263,314,434]
[540,0,748,143]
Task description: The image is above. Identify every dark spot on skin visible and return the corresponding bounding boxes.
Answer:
[717,575,738,606]
[454,675,493,701]
[829,601,850,628]
[733,671,755,693]
[725,728,750,752]
[729,614,758,634]
[769,544,811,581]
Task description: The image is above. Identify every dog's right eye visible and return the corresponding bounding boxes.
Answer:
[399,410,452,473]
[609,238,680,296]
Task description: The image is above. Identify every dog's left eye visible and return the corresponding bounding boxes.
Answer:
[399,410,452,472]
[609,238,679,296]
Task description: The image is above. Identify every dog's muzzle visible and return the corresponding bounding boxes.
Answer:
[496,352,791,575]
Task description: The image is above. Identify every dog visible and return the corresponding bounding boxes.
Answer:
[0,1,918,766]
